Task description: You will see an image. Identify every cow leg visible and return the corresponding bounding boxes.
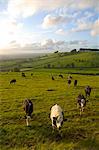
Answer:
[77,103,79,109]
[80,108,82,116]
[26,116,30,126]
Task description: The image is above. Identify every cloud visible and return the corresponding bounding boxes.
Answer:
[7,0,98,19]
[1,38,98,55]
[91,19,99,36]
[71,19,99,36]
[55,29,67,35]
[0,18,23,48]
[42,14,71,28]
[9,40,21,48]
[71,21,92,32]
[69,40,88,45]
[0,18,23,35]
[76,0,99,11]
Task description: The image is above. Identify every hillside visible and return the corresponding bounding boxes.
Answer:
[0,52,99,72]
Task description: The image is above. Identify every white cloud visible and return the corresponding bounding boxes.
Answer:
[71,19,99,37]
[71,21,92,32]
[0,18,23,48]
[7,0,73,18]
[41,39,55,47]
[42,14,71,28]
[76,0,99,11]
[55,29,67,35]
[91,19,99,36]
[7,0,98,19]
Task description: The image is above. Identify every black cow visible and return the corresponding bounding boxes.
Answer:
[23,99,33,126]
[85,86,91,97]
[59,74,63,78]
[68,79,71,86]
[22,72,26,77]
[10,79,16,84]
[52,76,55,80]
[74,80,78,87]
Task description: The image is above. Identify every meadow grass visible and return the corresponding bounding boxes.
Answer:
[0,70,99,150]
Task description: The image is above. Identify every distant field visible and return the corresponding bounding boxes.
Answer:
[0,52,99,72]
[0,70,99,150]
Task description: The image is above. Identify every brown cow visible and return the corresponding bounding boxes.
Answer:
[85,86,91,97]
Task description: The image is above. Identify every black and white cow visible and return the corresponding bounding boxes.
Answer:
[77,94,86,115]
[50,104,64,130]
[68,75,72,80]
[85,86,91,97]
[10,79,16,84]
[23,99,33,126]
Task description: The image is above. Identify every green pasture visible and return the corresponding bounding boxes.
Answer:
[0,70,99,150]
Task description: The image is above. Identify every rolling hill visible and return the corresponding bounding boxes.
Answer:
[0,52,99,72]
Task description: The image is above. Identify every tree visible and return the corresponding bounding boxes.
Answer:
[54,51,58,53]
[71,49,77,53]
[13,67,20,72]
[47,64,51,68]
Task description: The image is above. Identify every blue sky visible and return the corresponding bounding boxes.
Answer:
[0,0,99,54]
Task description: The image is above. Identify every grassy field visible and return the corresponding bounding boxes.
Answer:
[0,70,99,150]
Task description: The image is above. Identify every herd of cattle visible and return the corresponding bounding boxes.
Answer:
[10,73,92,131]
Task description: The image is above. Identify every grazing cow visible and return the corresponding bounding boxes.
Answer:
[85,86,91,97]
[10,79,16,84]
[50,104,64,130]
[68,79,71,86]
[59,74,63,78]
[68,75,72,80]
[23,99,33,126]
[52,76,55,80]
[22,72,26,77]
[74,80,78,87]
[77,94,86,115]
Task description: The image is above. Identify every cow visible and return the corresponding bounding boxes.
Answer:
[68,79,71,86]
[74,80,78,87]
[85,86,91,97]
[52,76,55,80]
[50,104,64,130]
[77,94,86,115]
[22,72,26,77]
[23,99,33,126]
[10,79,16,84]
[59,74,63,78]
[68,75,72,80]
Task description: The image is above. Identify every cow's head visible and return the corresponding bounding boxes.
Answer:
[56,115,63,130]
[52,115,63,130]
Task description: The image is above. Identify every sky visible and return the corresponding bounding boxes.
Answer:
[0,0,99,54]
